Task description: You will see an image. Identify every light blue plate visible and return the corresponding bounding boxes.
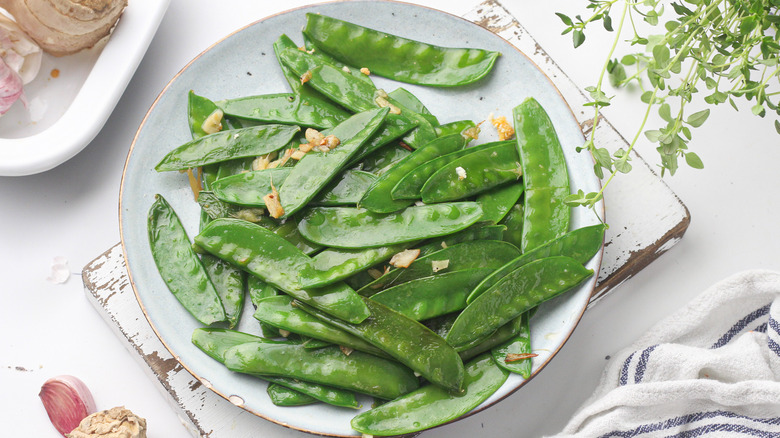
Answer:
[120,2,604,436]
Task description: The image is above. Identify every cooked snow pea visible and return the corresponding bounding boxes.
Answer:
[387,88,438,125]
[446,256,593,349]
[188,90,221,140]
[194,218,370,324]
[467,224,606,304]
[420,140,522,203]
[298,202,484,248]
[253,295,390,359]
[224,342,419,399]
[302,32,375,87]
[246,276,280,337]
[271,219,323,256]
[273,34,307,93]
[434,119,476,139]
[476,183,525,225]
[386,94,437,149]
[391,140,508,200]
[217,93,349,129]
[513,98,571,251]
[457,314,525,361]
[201,256,244,329]
[297,297,464,392]
[303,13,500,87]
[267,376,359,408]
[370,268,494,321]
[148,195,226,326]
[350,353,508,436]
[210,168,291,207]
[155,124,300,171]
[352,143,412,176]
[357,240,521,296]
[491,312,533,378]
[360,134,466,213]
[310,169,377,206]
[279,108,389,218]
[267,383,317,406]
[300,243,410,288]
[414,222,506,257]
[498,202,524,249]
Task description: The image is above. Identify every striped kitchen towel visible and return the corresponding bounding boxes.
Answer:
[552,270,780,437]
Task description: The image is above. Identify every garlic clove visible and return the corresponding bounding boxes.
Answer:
[39,375,97,437]
[0,13,42,84]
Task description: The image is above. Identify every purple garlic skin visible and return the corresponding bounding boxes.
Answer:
[39,375,97,436]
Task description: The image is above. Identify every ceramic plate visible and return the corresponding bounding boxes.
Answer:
[0,0,170,176]
[120,2,604,436]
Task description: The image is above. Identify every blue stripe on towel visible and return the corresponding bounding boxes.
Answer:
[597,410,780,438]
[634,345,658,384]
[711,304,771,349]
[619,351,636,386]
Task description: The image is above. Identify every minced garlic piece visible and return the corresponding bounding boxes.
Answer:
[252,152,276,171]
[305,128,324,144]
[340,346,354,356]
[489,114,515,141]
[360,67,371,75]
[201,109,224,134]
[462,121,483,141]
[232,208,265,223]
[263,184,284,219]
[431,259,450,273]
[300,70,312,85]
[186,168,203,200]
[291,149,307,160]
[268,148,294,168]
[322,135,340,150]
[455,166,467,180]
[389,249,421,268]
[374,95,401,114]
[367,268,384,280]
[342,66,351,73]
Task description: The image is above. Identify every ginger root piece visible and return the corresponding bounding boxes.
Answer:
[0,0,127,56]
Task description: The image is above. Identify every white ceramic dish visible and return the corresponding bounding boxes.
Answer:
[120,2,605,436]
[0,0,170,176]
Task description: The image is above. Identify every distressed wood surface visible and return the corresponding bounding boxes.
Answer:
[81,1,690,436]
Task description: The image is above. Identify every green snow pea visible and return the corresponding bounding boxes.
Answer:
[300,243,410,289]
[385,94,437,149]
[413,222,506,257]
[301,33,375,87]
[476,183,525,224]
[155,124,300,172]
[194,218,370,324]
[420,140,522,204]
[391,140,509,200]
[491,312,533,378]
[467,224,606,304]
[210,168,291,207]
[446,256,593,349]
[201,256,244,329]
[370,268,494,321]
[270,218,323,256]
[273,34,307,93]
[387,88,438,125]
[246,276,280,337]
[513,98,571,251]
[279,108,389,218]
[352,142,412,176]
[297,297,465,392]
[498,202,523,249]
[267,383,317,406]
[434,120,476,139]
[360,134,466,213]
[456,314,525,361]
[188,90,221,140]
[148,195,226,325]
[224,342,419,399]
[310,169,377,206]
[303,13,500,87]
[298,202,484,248]
[357,240,521,296]
[253,295,390,359]
[266,377,359,409]
[350,353,508,436]
[217,93,349,129]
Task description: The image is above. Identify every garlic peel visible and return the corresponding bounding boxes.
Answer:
[66,406,147,438]
[0,13,41,84]
[39,375,97,436]
[0,58,24,114]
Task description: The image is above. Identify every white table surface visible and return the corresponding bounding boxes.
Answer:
[2,1,778,436]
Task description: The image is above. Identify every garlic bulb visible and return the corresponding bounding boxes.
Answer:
[39,375,97,437]
[0,13,41,84]
[0,0,127,56]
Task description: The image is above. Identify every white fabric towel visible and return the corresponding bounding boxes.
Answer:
[551,270,780,437]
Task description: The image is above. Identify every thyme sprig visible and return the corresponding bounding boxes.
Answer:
[557,0,780,208]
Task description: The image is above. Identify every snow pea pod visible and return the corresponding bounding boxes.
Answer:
[360,134,467,213]
[224,342,419,400]
[387,88,438,125]
[188,90,220,140]
[303,13,500,87]
[446,256,593,349]
[217,93,349,129]
[210,168,291,207]
[297,297,465,392]
[420,140,522,203]
[148,195,226,326]
[476,183,525,224]
[498,202,524,249]
[298,202,484,248]
[513,98,571,251]
[266,376,359,408]
[279,107,389,218]
[273,34,306,93]
[434,119,476,139]
[300,243,410,289]
[201,256,244,329]
[370,268,494,321]
[246,276,280,337]
[491,312,533,378]
[194,218,370,324]
[357,240,521,296]
[391,140,508,200]
[267,383,317,406]
[270,219,323,256]
[155,124,300,172]
[253,295,390,359]
[310,169,377,206]
[351,142,411,176]
[457,314,524,361]
[467,224,606,304]
[350,353,508,436]
[302,32,375,87]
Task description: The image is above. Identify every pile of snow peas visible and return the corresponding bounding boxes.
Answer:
[147,13,604,436]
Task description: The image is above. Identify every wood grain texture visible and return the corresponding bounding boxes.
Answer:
[81,1,690,436]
